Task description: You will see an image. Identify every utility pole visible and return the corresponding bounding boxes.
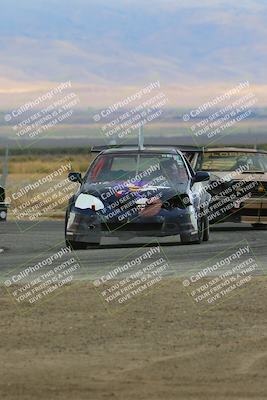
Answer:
[1,146,9,188]
[138,125,144,150]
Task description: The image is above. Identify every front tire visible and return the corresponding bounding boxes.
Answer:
[251,223,267,230]
[65,212,101,250]
[180,217,206,245]
[66,240,88,250]
[203,215,210,241]
[65,211,95,250]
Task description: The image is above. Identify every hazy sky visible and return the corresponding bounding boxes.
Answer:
[0,0,266,106]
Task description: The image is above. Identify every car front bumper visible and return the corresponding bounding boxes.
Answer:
[66,207,199,243]
[0,203,8,221]
[209,197,267,224]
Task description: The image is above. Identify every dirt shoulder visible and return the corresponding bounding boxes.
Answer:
[0,278,267,400]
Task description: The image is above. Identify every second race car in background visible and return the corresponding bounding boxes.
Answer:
[187,147,267,228]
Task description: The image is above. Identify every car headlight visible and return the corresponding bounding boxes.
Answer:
[0,211,7,220]
[75,194,104,211]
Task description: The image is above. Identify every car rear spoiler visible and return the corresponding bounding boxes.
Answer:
[0,186,5,203]
[90,145,204,168]
[90,144,204,154]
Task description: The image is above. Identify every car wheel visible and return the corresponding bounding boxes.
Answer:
[66,240,88,250]
[180,217,205,245]
[65,212,100,250]
[64,211,68,234]
[203,215,210,241]
[251,223,267,230]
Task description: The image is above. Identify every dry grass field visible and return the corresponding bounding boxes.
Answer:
[1,278,267,400]
[3,154,95,219]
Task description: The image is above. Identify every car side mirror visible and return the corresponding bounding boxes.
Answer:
[193,171,210,183]
[0,186,5,202]
[68,172,82,184]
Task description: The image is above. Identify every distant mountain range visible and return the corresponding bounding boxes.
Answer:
[0,0,266,107]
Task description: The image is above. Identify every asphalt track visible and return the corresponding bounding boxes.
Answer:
[0,220,267,283]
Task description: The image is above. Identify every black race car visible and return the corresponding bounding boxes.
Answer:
[65,146,210,249]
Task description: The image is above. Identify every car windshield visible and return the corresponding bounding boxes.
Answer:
[85,153,189,185]
[197,151,267,172]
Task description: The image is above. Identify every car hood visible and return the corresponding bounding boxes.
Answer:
[81,181,188,202]
[209,171,267,182]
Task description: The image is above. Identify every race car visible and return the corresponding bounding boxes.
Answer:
[189,147,267,228]
[0,185,8,221]
[65,146,211,249]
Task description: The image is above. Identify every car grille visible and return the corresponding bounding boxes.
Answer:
[229,180,267,198]
[101,222,163,232]
[248,182,267,197]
